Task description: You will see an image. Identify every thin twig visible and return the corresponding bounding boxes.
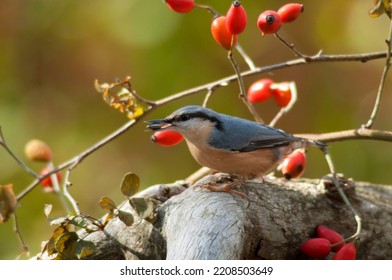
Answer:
[13,213,29,259]
[235,43,257,71]
[274,32,310,60]
[62,166,80,214]
[48,161,72,213]
[363,18,392,128]
[227,50,264,123]
[321,147,362,242]
[296,127,392,143]
[194,4,220,17]
[269,81,298,127]
[0,127,38,178]
[202,88,215,107]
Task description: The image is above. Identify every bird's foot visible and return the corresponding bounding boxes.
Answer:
[199,180,247,198]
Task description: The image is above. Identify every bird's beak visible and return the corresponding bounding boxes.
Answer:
[146,119,173,131]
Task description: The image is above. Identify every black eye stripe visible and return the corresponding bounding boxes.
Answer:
[173,111,223,131]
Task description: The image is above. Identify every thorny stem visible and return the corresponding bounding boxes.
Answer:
[321,147,362,242]
[363,18,392,128]
[0,127,38,178]
[227,50,264,123]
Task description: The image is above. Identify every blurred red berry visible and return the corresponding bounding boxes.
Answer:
[257,10,281,36]
[278,3,304,23]
[316,225,346,252]
[151,130,184,146]
[40,167,62,191]
[247,79,274,103]
[165,0,194,13]
[281,149,306,179]
[226,1,247,35]
[301,238,331,259]
[332,243,357,260]
[272,82,292,107]
[211,16,238,50]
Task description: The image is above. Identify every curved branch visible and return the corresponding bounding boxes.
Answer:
[297,128,392,143]
[155,51,391,105]
[15,50,392,201]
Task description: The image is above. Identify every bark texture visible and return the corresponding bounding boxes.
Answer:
[39,174,392,260]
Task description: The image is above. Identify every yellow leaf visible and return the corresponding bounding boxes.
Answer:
[0,184,17,223]
[127,106,144,119]
[55,232,78,254]
[99,196,117,211]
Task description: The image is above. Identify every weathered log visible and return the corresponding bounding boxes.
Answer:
[38,175,392,260]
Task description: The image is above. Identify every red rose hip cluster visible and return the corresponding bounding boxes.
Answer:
[257,3,304,35]
[247,79,293,107]
[301,225,357,260]
[211,1,247,50]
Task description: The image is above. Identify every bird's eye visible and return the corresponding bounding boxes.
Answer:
[177,114,190,122]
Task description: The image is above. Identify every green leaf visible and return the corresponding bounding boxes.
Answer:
[99,196,117,211]
[120,172,140,198]
[129,197,155,220]
[118,210,134,226]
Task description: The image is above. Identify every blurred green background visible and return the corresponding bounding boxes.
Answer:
[0,0,391,259]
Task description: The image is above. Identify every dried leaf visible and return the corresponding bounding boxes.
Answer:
[44,204,53,219]
[118,210,134,226]
[55,232,78,257]
[127,106,144,119]
[74,240,96,259]
[0,184,18,223]
[121,172,140,198]
[94,79,111,94]
[45,226,67,256]
[99,196,117,211]
[369,0,392,18]
[101,211,114,228]
[129,197,155,220]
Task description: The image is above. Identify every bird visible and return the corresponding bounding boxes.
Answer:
[146,105,325,194]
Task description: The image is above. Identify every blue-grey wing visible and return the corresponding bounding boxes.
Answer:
[208,116,298,152]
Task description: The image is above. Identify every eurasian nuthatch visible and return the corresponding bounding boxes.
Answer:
[147,105,324,180]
